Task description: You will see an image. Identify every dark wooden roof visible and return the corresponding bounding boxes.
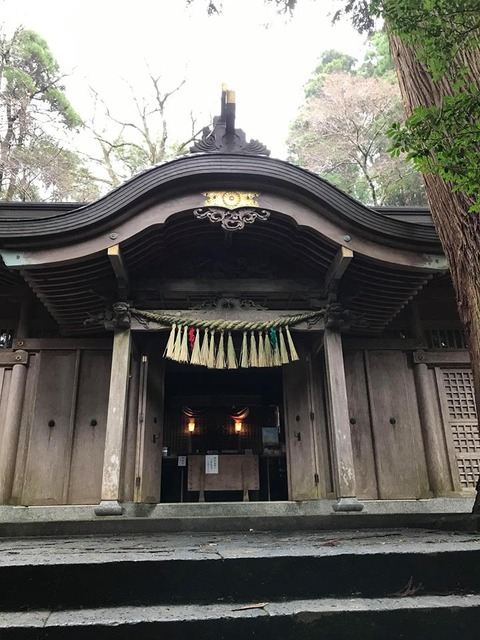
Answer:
[0,154,440,252]
[0,153,446,336]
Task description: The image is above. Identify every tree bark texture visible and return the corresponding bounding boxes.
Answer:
[389,35,480,505]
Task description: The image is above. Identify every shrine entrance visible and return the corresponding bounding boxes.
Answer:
[161,364,287,502]
[131,326,331,506]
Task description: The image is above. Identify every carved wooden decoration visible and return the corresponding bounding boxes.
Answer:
[194,192,270,231]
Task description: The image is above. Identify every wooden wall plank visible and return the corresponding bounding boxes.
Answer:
[309,352,333,497]
[414,362,454,496]
[283,341,320,501]
[21,351,78,505]
[365,350,430,499]
[122,347,141,502]
[344,350,378,499]
[136,351,165,503]
[68,351,111,504]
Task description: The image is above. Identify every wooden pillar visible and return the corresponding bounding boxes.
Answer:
[0,352,29,503]
[414,362,452,496]
[324,329,363,511]
[95,328,131,515]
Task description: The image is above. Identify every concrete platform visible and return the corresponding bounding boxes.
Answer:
[0,498,476,537]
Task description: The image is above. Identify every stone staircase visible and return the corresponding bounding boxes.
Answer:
[1,527,480,638]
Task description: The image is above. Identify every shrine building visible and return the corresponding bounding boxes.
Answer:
[0,90,478,519]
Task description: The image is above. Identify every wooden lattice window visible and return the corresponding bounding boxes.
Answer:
[443,370,477,420]
[425,328,467,349]
[442,369,479,488]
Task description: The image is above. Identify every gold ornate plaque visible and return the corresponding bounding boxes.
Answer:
[203,191,260,210]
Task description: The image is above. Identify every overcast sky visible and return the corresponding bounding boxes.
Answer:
[1,0,366,158]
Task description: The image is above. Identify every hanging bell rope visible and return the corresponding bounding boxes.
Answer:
[131,307,325,369]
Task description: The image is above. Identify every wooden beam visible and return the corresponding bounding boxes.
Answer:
[343,338,425,351]
[12,338,112,351]
[134,278,324,295]
[413,350,470,365]
[325,246,354,291]
[107,244,129,296]
[0,351,28,365]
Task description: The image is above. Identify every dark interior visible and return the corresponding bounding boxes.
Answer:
[161,362,288,502]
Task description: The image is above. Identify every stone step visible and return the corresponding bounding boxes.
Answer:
[2,595,480,639]
[1,529,480,610]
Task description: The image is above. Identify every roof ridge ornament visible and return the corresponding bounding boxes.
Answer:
[190,86,270,156]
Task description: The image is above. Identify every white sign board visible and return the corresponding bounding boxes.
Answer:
[205,454,219,474]
[178,456,187,467]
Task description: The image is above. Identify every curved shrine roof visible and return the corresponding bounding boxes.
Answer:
[0,154,440,253]
[0,146,446,336]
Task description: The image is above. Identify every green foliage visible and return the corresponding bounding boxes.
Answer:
[388,89,480,211]
[378,0,480,82]
[359,31,394,77]
[377,0,480,212]
[12,138,100,201]
[288,35,426,206]
[2,29,82,127]
[331,0,480,212]
[0,26,88,200]
[305,50,357,97]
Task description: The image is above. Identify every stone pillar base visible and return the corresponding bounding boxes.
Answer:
[333,497,364,512]
[94,500,124,516]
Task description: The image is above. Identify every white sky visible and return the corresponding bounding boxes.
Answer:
[1,0,367,159]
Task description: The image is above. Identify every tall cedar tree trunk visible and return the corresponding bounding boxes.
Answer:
[389,35,480,508]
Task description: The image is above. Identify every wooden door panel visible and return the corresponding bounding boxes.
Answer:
[366,351,429,499]
[135,355,164,503]
[68,350,111,504]
[310,353,332,497]
[344,350,378,499]
[283,345,320,501]
[22,351,78,505]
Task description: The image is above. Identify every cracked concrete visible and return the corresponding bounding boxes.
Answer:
[2,595,480,630]
[1,528,480,568]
